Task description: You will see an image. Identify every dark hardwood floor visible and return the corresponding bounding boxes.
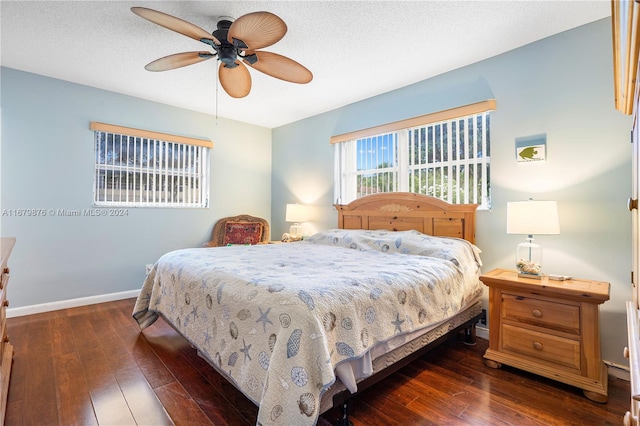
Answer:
[4,298,630,425]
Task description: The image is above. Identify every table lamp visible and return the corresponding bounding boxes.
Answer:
[285,204,309,239]
[506,199,560,278]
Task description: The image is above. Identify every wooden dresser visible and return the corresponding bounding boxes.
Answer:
[481,268,610,402]
[0,238,14,425]
[625,302,640,425]
[612,1,640,423]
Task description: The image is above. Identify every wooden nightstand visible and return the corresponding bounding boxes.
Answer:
[481,268,610,402]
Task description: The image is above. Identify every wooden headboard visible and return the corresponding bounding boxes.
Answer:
[334,192,478,244]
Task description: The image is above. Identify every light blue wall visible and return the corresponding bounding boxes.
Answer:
[272,18,634,366]
[1,67,272,308]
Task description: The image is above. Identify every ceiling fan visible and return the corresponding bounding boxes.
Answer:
[131,7,313,98]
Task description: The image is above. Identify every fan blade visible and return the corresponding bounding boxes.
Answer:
[244,51,312,84]
[219,62,252,98]
[131,7,220,45]
[228,12,286,50]
[145,52,215,72]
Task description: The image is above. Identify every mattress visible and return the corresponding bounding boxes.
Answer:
[133,229,483,425]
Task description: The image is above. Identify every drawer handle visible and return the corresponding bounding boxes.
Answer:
[625,347,630,359]
[3,301,8,308]
[532,309,543,318]
[533,341,543,351]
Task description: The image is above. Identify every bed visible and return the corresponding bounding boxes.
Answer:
[133,192,483,425]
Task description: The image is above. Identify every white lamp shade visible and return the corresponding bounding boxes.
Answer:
[285,204,309,223]
[507,200,560,235]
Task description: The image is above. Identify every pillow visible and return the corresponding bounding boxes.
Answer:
[306,228,482,267]
[223,221,264,245]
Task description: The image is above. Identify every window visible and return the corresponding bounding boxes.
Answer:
[333,100,494,209]
[90,122,212,208]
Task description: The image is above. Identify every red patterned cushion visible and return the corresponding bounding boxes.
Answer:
[223,221,264,245]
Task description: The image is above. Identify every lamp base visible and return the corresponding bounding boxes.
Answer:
[517,272,542,280]
[289,223,301,238]
[516,239,542,275]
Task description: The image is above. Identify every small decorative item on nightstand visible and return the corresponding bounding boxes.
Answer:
[281,233,302,242]
[507,199,560,278]
[481,268,610,403]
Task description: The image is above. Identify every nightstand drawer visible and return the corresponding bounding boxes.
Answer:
[502,293,580,335]
[502,323,581,371]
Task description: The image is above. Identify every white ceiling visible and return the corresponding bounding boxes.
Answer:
[1,1,611,129]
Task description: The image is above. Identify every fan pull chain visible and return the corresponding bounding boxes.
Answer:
[215,67,219,125]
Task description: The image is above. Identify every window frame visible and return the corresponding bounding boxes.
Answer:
[332,100,495,209]
[90,122,212,208]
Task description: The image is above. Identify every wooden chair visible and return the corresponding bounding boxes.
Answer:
[203,214,270,247]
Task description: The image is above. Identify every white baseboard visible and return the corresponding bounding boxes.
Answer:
[604,360,631,381]
[474,325,629,381]
[6,289,141,318]
[476,324,489,341]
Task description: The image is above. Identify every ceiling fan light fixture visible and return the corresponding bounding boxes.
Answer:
[218,46,238,67]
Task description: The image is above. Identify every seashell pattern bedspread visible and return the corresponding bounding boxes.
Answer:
[133,229,483,425]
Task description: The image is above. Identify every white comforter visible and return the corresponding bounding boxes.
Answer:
[133,229,483,426]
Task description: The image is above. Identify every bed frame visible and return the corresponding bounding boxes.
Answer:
[329,192,481,424]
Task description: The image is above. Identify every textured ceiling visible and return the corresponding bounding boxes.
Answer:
[1,1,611,128]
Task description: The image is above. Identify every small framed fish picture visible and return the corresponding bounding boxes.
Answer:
[515,134,546,162]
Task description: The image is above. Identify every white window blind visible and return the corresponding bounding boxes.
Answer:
[90,122,211,208]
[333,100,494,209]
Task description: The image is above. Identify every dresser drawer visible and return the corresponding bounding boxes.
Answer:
[0,282,7,329]
[502,293,580,335]
[502,323,581,371]
[0,270,7,290]
[0,321,6,365]
[0,281,7,362]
